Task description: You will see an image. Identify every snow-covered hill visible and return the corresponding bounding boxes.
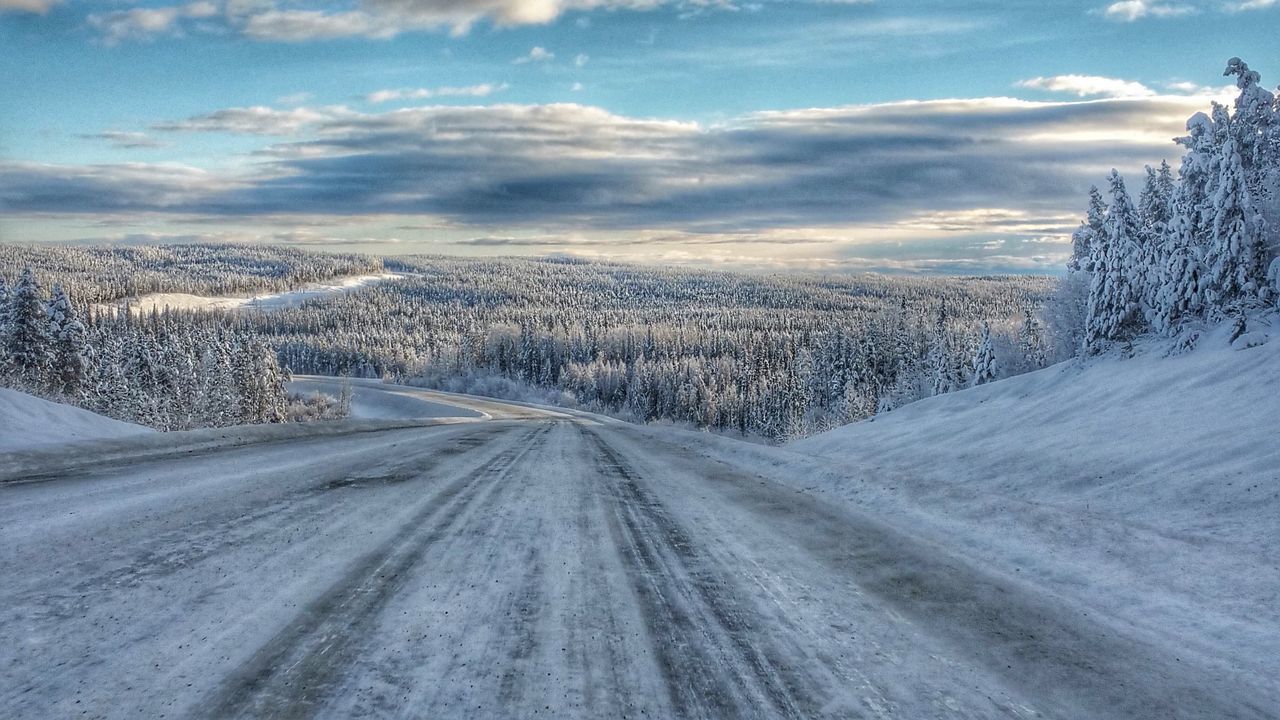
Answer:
[0,389,153,453]
[787,317,1279,681]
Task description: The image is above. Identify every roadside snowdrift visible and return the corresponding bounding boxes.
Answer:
[787,318,1279,676]
[0,389,153,452]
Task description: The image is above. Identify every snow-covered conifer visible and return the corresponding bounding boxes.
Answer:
[1202,125,1270,307]
[971,321,997,386]
[6,268,55,385]
[1085,171,1146,352]
[49,286,90,398]
[1069,186,1107,274]
[1018,309,1047,370]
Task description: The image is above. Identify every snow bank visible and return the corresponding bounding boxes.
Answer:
[0,389,153,453]
[784,317,1279,676]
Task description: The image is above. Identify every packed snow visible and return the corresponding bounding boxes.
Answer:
[775,318,1280,690]
[0,388,152,452]
[3,371,1274,719]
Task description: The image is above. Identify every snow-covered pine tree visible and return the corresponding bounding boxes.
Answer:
[971,321,997,386]
[0,275,11,370]
[1223,58,1275,181]
[1137,162,1175,321]
[928,302,958,396]
[48,286,90,398]
[1017,308,1047,371]
[1153,112,1216,334]
[1069,186,1107,274]
[6,268,55,386]
[1085,171,1146,353]
[1202,111,1270,308]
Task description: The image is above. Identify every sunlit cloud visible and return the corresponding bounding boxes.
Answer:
[1017,75,1155,98]
[365,83,508,104]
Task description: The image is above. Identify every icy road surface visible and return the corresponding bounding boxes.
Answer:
[1,396,1274,719]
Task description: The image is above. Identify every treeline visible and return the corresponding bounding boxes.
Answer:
[1072,57,1280,353]
[244,258,1054,439]
[0,243,383,304]
[0,268,292,431]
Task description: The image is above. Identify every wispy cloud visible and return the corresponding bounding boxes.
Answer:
[365,83,508,104]
[7,91,1221,249]
[87,2,219,45]
[514,46,554,64]
[80,131,170,149]
[152,106,345,135]
[0,0,58,14]
[83,0,741,44]
[1099,0,1196,21]
[1017,75,1155,98]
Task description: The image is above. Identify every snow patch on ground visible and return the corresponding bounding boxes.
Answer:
[0,388,153,452]
[777,316,1280,679]
[96,273,405,315]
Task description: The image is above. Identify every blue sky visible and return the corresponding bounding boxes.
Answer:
[1,0,1276,273]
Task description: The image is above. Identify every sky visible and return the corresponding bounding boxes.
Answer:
[0,0,1276,274]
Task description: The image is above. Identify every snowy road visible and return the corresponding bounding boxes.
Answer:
[1,398,1275,718]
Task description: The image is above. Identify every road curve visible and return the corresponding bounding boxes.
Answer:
[1,404,1275,719]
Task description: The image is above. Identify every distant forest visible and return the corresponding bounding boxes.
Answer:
[2,58,1276,440]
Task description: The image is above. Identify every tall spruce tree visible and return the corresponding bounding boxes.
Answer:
[1085,171,1146,352]
[971,321,997,386]
[48,286,90,398]
[6,268,54,385]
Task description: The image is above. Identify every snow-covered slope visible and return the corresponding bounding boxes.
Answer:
[787,318,1280,679]
[0,388,153,452]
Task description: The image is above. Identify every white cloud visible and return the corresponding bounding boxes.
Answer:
[241,10,399,42]
[514,46,555,64]
[1100,0,1195,21]
[575,53,590,67]
[277,92,315,106]
[1227,0,1276,9]
[1017,75,1155,98]
[152,106,346,135]
[82,131,170,149]
[365,83,508,104]
[105,0,739,43]
[0,0,58,14]
[87,2,231,45]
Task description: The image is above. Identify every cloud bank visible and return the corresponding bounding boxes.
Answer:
[3,94,1215,251]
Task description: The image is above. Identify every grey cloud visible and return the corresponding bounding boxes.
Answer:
[1,95,1209,241]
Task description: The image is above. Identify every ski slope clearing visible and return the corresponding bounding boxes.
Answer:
[97,272,405,315]
[789,318,1280,701]
[3,380,1277,719]
[0,388,152,452]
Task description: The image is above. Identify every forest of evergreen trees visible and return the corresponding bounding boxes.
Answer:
[1071,58,1280,352]
[246,258,1053,440]
[0,267,293,431]
[4,56,1273,440]
[0,243,382,305]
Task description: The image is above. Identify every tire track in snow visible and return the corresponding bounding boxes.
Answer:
[584,426,823,719]
[33,425,503,613]
[197,423,550,720]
